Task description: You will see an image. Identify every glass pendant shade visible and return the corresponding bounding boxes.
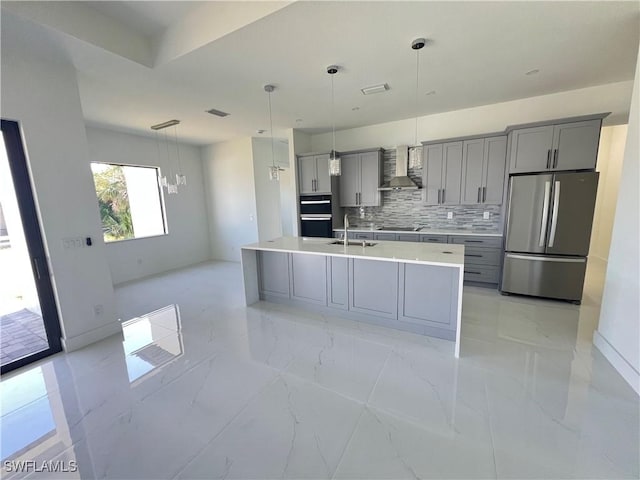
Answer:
[167,183,178,194]
[158,174,168,188]
[328,150,341,176]
[268,165,280,181]
[408,146,423,169]
[176,174,187,186]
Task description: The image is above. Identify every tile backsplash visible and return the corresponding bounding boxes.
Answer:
[345,149,503,231]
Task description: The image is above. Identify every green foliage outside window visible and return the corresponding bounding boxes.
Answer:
[91,165,134,241]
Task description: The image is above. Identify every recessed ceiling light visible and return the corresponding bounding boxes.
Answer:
[525,69,540,76]
[352,107,360,111]
[361,83,390,95]
[425,90,436,96]
[206,108,230,117]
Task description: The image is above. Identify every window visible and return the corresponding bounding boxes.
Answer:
[91,163,166,242]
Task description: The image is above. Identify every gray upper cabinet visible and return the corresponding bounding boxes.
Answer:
[552,120,601,171]
[423,141,462,205]
[461,136,507,205]
[298,153,331,194]
[509,119,601,174]
[339,150,382,207]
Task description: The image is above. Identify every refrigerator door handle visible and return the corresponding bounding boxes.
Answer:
[505,253,585,263]
[549,180,561,247]
[539,181,551,247]
[546,149,551,169]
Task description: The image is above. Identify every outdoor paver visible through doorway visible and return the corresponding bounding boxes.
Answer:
[0,309,48,365]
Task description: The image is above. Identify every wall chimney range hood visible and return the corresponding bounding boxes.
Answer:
[378,146,421,191]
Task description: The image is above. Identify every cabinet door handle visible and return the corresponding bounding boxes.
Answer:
[546,149,551,169]
[465,254,483,258]
[442,189,446,204]
[477,187,481,203]
[482,187,486,202]
[437,189,441,204]
[553,149,559,169]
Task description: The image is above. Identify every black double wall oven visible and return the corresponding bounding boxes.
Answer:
[299,195,333,238]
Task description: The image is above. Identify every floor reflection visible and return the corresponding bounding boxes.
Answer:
[121,305,183,384]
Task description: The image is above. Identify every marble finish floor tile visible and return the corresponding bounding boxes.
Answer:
[1,258,638,479]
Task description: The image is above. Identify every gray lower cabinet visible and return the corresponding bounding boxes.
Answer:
[398,263,458,336]
[349,231,374,240]
[289,253,326,305]
[449,235,502,284]
[419,234,448,243]
[349,259,398,319]
[397,234,419,242]
[254,250,460,341]
[258,251,290,298]
[327,256,348,310]
[374,232,397,241]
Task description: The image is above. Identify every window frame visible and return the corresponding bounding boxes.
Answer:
[90,161,169,243]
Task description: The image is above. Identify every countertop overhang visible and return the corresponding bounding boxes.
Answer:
[242,236,464,268]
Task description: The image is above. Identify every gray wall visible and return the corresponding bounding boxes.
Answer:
[345,149,502,231]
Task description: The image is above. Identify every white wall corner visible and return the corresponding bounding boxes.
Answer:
[61,319,123,353]
[593,330,640,395]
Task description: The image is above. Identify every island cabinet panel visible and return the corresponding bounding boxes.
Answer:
[398,263,459,332]
[327,256,348,310]
[349,259,398,319]
[258,251,290,298]
[289,253,327,305]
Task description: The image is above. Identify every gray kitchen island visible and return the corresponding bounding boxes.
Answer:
[241,237,465,357]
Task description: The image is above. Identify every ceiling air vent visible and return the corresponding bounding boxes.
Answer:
[206,108,230,117]
[360,83,390,95]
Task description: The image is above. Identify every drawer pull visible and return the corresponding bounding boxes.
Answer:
[464,270,482,275]
[464,254,483,258]
[464,240,483,243]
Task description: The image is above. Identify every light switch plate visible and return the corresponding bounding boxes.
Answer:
[483,211,490,220]
[447,212,453,220]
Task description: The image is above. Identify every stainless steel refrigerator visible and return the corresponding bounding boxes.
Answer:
[501,171,599,303]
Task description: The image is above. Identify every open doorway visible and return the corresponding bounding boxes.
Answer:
[1,120,62,374]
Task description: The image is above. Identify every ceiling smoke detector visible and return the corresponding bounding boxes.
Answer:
[361,83,390,95]
[206,108,230,117]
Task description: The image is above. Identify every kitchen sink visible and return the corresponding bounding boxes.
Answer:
[328,240,377,247]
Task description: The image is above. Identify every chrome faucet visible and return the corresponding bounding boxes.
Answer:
[343,214,349,246]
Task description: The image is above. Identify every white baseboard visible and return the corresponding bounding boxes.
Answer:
[593,330,640,395]
[61,320,122,352]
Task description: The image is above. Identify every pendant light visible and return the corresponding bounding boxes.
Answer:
[327,65,341,176]
[264,84,282,181]
[408,38,426,169]
[151,119,186,195]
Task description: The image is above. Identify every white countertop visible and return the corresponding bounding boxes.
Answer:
[332,227,502,237]
[242,236,464,268]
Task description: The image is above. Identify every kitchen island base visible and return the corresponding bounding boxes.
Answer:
[241,240,464,357]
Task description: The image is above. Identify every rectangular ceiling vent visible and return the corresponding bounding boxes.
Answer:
[206,108,230,117]
[361,83,390,95]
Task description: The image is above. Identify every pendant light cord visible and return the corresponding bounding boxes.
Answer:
[268,89,275,169]
[414,46,420,148]
[331,74,336,155]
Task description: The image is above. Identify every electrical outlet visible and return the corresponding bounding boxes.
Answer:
[483,211,490,220]
[447,212,453,220]
[93,304,103,316]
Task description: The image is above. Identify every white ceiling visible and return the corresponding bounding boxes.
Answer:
[2,1,639,146]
